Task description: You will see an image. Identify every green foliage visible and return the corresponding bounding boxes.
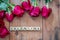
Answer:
[45,0,52,4]
[0,0,9,11]
[2,0,9,3]
[31,0,38,6]
[0,3,8,10]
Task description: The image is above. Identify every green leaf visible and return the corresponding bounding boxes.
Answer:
[0,0,9,3]
[0,2,8,10]
[45,0,52,4]
[0,0,2,2]
[0,0,2,3]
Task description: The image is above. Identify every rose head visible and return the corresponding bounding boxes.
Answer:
[21,0,31,11]
[5,12,14,22]
[0,26,10,38]
[42,6,48,18]
[0,10,5,19]
[48,8,52,16]
[42,6,52,18]
[29,7,40,17]
[22,1,30,11]
[12,5,24,17]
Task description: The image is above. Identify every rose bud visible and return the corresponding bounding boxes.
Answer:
[21,0,32,11]
[0,10,5,19]
[48,8,52,16]
[29,7,40,17]
[12,5,24,17]
[0,26,10,38]
[5,12,14,22]
[42,6,52,18]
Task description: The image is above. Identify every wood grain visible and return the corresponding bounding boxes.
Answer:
[0,0,59,40]
[10,0,42,40]
[43,0,59,40]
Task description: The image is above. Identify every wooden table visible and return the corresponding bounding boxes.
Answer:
[0,0,59,40]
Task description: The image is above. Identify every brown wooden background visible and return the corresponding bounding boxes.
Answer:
[0,0,60,40]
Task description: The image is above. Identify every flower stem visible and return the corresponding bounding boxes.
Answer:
[1,0,15,10]
[31,0,38,7]
[45,0,52,4]
[46,3,49,8]
[7,3,14,9]
[7,8,11,15]
[28,0,31,6]
[22,0,25,2]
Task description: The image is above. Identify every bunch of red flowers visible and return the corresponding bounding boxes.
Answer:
[0,0,52,22]
[0,0,52,38]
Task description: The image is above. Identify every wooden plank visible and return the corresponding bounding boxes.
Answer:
[20,0,43,40]
[58,0,60,40]
[10,0,22,40]
[58,0,60,27]
[9,17,21,40]
[0,19,10,40]
[10,0,43,40]
[43,0,59,40]
[20,0,42,40]
[1,0,59,40]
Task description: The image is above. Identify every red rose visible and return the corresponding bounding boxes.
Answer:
[29,7,40,17]
[0,10,5,19]
[12,5,24,17]
[21,0,31,11]
[48,8,52,16]
[5,12,14,22]
[22,1,30,11]
[42,6,52,18]
[0,26,10,38]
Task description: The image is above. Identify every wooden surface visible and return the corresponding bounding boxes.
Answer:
[0,0,60,40]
